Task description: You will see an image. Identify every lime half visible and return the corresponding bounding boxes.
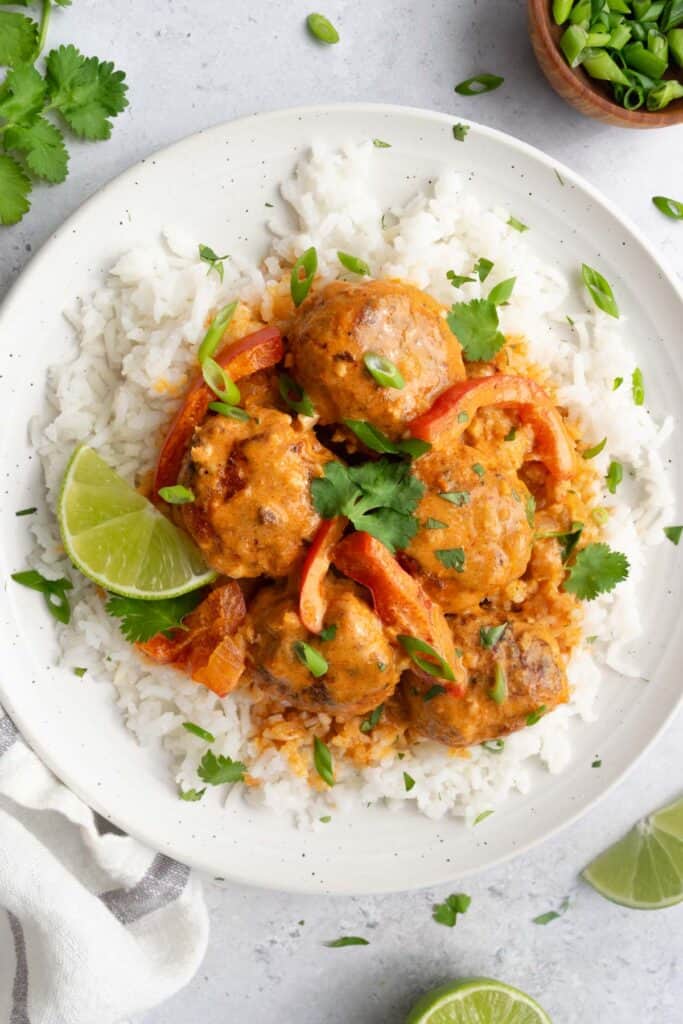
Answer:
[582,796,683,910]
[58,445,216,599]
[406,978,552,1024]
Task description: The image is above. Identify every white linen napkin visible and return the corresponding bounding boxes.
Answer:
[0,711,208,1024]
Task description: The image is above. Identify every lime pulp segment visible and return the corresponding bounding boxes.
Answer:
[405,977,552,1024]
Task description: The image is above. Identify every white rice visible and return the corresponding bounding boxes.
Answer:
[29,141,675,826]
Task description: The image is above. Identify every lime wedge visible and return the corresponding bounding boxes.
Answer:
[582,797,683,910]
[406,978,552,1024]
[58,445,216,599]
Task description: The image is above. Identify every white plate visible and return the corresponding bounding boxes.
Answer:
[1,104,681,894]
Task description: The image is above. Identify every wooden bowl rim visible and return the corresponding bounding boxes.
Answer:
[528,0,683,127]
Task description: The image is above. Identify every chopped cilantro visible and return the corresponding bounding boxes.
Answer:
[592,758,602,768]
[447,270,475,287]
[319,623,338,642]
[526,705,547,726]
[664,525,683,546]
[480,623,508,649]
[439,490,470,506]
[435,547,466,572]
[105,590,205,643]
[433,892,471,927]
[179,787,206,802]
[423,684,447,701]
[452,122,469,141]
[198,244,229,281]
[474,257,494,282]
[424,517,448,530]
[508,215,528,232]
[73,667,87,678]
[11,569,73,625]
[563,543,629,600]
[197,751,246,786]
[403,771,415,791]
[447,299,505,362]
[319,815,332,823]
[360,704,384,733]
[472,463,486,478]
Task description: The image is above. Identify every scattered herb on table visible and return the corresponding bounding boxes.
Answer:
[198,244,229,282]
[592,758,602,768]
[306,13,340,45]
[197,751,246,786]
[532,897,570,926]
[313,735,335,786]
[455,73,504,95]
[324,936,369,947]
[11,569,72,624]
[105,590,205,643]
[563,543,629,600]
[433,892,471,927]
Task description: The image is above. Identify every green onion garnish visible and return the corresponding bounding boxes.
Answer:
[606,460,623,494]
[398,635,455,681]
[582,437,607,460]
[472,463,485,478]
[652,195,683,220]
[197,301,237,364]
[481,739,505,753]
[507,216,528,233]
[454,73,504,95]
[319,623,337,642]
[306,13,340,44]
[313,735,335,786]
[363,352,405,389]
[632,367,645,406]
[582,263,619,319]
[452,123,469,141]
[208,401,250,422]
[338,251,371,276]
[489,662,507,704]
[15,507,37,516]
[360,704,384,733]
[293,641,328,678]
[613,376,623,390]
[202,357,241,406]
[473,810,494,825]
[11,569,73,625]
[664,525,683,545]
[526,705,547,726]
[291,246,318,306]
[158,485,195,505]
[480,623,508,649]
[343,419,430,459]
[423,684,447,702]
[278,373,315,417]
[182,722,216,743]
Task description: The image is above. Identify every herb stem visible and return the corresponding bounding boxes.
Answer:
[34,0,53,62]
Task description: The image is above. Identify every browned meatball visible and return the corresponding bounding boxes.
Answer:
[403,617,568,747]
[404,445,533,612]
[287,279,465,438]
[178,408,330,578]
[247,578,402,716]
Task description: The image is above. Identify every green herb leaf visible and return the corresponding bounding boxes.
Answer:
[197,750,246,786]
[435,547,466,572]
[473,809,494,825]
[319,623,337,641]
[338,250,370,276]
[452,122,469,140]
[291,246,317,306]
[481,739,505,753]
[632,367,645,406]
[526,705,547,726]
[362,352,405,390]
[439,490,470,506]
[488,277,516,304]
[433,892,471,927]
[507,216,528,233]
[504,427,517,442]
[306,13,340,44]
[278,373,315,417]
[360,703,384,733]
[398,635,455,681]
[525,494,536,528]
[372,138,391,148]
[73,667,87,678]
[4,116,68,183]
[105,590,205,643]
[344,419,428,458]
[403,771,415,791]
[423,684,447,701]
[474,257,494,282]
[605,460,623,494]
[489,662,507,704]
[582,437,607,460]
[208,401,250,422]
[197,301,238,364]
[592,758,602,768]
[313,735,335,786]
[480,623,508,649]
[11,569,73,624]
[320,815,331,823]
[182,722,216,743]
[532,897,570,925]
[613,376,623,390]
[664,525,683,545]
[447,271,476,288]
[202,357,240,405]
[0,11,37,67]
[563,542,629,600]
[652,195,683,219]
[582,263,619,318]
[324,936,369,947]
[455,73,504,95]
[472,462,486,478]
[424,517,448,530]
[293,641,328,678]
[158,485,195,505]
[0,153,31,225]
[15,507,37,516]
[46,44,128,141]
[447,299,505,362]
[198,244,229,282]
[179,787,205,802]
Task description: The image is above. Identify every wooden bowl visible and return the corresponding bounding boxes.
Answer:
[529,0,683,128]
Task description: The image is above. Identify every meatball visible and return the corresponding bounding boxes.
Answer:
[403,617,568,747]
[287,279,464,438]
[178,408,330,578]
[248,578,402,716]
[404,445,533,612]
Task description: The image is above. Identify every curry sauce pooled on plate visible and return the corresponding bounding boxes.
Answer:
[132,266,620,785]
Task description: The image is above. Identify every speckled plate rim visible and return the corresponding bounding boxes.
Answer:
[0,102,681,894]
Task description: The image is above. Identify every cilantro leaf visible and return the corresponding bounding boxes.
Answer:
[0,63,47,123]
[0,153,31,225]
[105,590,205,643]
[433,892,471,927]
[46,45,128,141]
[435,547,466,572]
[348,458,424,515]
[563,543,629,601]
[310,461,358,519]
[447,298,505,362]
[0,12,37,68]
[179,787,205,802]
[5,116,68,182]
[197,750,246,786]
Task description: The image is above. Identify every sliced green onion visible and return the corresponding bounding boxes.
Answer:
[360,704,384,733]
[560,23,587,67]
[403,771,416,791]
[569,0,591,23]
[372,138,391,148]
[623,40,668,76]
[435,547,466,572]
[606,459,623,493]
[586,31,612,45]
[582,48,631,82]
[183,722,216,742]
[609,22,632,48]
[306,13,340,44]
[474,257,494,281]
[293,641,328,678]
[324,935,369,947]
[202,357,241,405]
[472,463,486,478]
[15,507,37,516]
[363,352,405,389]
[454,73,504,95]
[489,662,507,704]
[669,28,683,67]
[652,194,683,219]
[198,244,229,282]
[646,79,683,109]
[648,28,668,62]
[582,436,607,459]
[197,301,238,365]
[208,401,250,421]
[607,0,631,14]
[473,809,494,825]
[278,373,315,416]
[457,411,469,423]
[632,367,645,405]
[313,735,335,786]
[480,623,508,649]
[661,1,683,32]
[179,787,206,801]
[338,251,370,276]
[623,84,646,110]
[158,485,195,505]
[343,419,430,458]
[290,246,318,306]
[582,263,619,318]
[507,215,529,233]
[398,635,455,681]
[439,490,470,506]
[488,277,516,304]
[452,123,469,141]
[553,0,575,24]
[664,525,683,545]
[525,494,536,528]
[526,705,547,726]
[11,569,73,625]
[481,739,505,753]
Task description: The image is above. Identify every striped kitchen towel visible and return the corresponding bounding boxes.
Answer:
[0,712,208,1024]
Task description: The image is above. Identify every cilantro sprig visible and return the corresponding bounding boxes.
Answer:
[0,3,128,226]
[563,543,629,601]
[433,892,471,927]
[311,458,425,553]
[105,590,205,643]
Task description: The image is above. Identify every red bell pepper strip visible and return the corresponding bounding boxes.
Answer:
[138,582,247,697]
[331,532,459,683]
[153,326,284,494]
[408,375,576,480]
[298,516,347,634]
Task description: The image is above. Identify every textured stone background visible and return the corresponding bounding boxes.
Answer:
[1,2,680,1022]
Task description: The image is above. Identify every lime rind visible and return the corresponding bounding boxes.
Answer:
[405,977,552,1024]
[58,444,216,600]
